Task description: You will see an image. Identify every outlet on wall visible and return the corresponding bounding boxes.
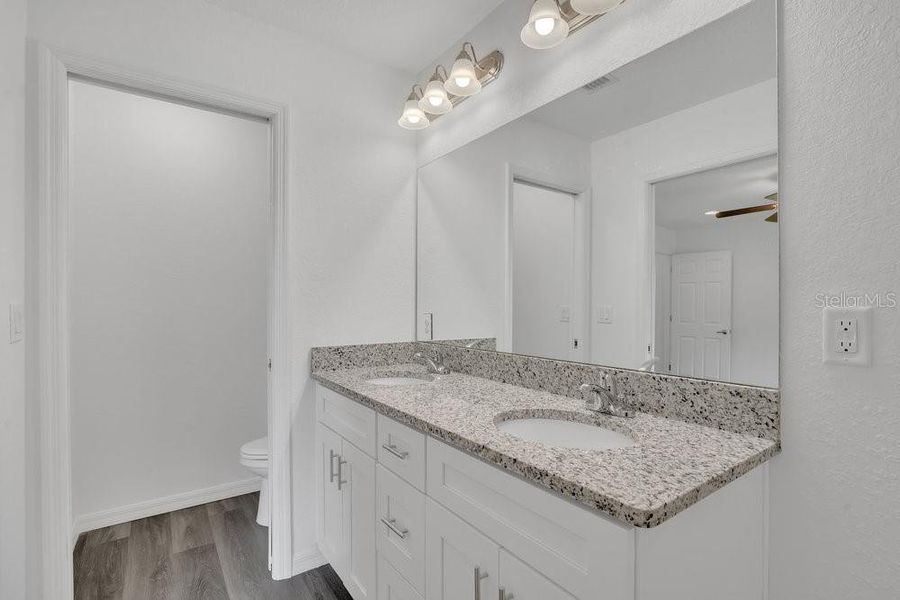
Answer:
[822,306,872,366]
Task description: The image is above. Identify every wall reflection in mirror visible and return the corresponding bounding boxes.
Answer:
[416,0,778,388]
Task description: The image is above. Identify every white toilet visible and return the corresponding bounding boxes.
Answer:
[240,437,270,526]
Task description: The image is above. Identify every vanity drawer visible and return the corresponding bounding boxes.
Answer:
[425,437,634,600]
[377,414,426,491]
[377,465,426,593]
[317,385,377,458]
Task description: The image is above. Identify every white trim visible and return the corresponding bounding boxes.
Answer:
[31,44,294,596]
[72,478,262,541]
[292,545,328,576]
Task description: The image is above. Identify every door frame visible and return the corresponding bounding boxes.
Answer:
[30,44,294,596]
[643,146,777,369]
[504,164,590,362]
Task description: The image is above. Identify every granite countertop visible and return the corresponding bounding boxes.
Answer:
[312,364,778,528]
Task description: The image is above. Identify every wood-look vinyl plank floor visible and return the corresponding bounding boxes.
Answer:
[74,493,351,600]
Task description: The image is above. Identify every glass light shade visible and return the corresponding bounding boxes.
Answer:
[398,99,429,130]
[571,0,624,15]
[419,79,453,115]
[444,55,482,97]
[520,0,569,50]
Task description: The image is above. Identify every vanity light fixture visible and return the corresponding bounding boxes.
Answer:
[398,86,430,130]
[521,0,570,49]
[521,0,627,50]
[570,0,625,16]
[419,67,454,115]
[397,43,504,130]
[444,43,483,97]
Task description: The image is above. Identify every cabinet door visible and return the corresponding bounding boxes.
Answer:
[377,465,426,592]
[317,423,345,572]
[379,557,424,600]
[425,498,498,600]
[498,549,576,600]
[342,440,377,600]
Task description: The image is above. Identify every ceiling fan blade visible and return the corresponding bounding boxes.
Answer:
[713,203,778,218]
[765,211,778,223]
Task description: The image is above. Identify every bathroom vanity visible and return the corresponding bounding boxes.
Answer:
[312,354,777,600]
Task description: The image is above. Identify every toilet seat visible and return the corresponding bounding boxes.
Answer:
[240,437,268,460]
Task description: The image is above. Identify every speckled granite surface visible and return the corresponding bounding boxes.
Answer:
[312,363,778,528]
[424,342,781,441]
[310,342,419,372]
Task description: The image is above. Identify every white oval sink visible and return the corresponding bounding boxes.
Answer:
[367,376,432,386]
[497,418,635,450]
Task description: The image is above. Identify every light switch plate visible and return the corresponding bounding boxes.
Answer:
[823,306,872,366]
[596,305,614,324]
[9,303,24,344]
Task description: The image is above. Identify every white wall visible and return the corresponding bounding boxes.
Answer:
[68,80,269,519]
[668,220,779,388]
[27,0,416,567]
[0,0,28,597]
[417,117,589,349]
[417,0,900,596]
[590,79,777,369]
[773,2,900,598]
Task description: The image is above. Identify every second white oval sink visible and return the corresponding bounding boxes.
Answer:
[497,417,635,450]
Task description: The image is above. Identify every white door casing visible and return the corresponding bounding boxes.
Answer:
[670,251,733,380]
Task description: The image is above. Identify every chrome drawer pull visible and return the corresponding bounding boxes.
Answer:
[381,443,409,460]
[474,566,488,600]
[380,517,409,539]
[328,450,338,483]
[336,456,347,490]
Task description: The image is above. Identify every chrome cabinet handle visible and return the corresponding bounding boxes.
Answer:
[380,517,409,539]
[336,456,347,490]
[381,443,409,460]
[474,567,488,600]
[716,329,729,335]
[499,587,513,600]
[328,450,338,483]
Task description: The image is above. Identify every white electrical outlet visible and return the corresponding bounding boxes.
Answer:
[422,312,433,340]
[823,306,872,366]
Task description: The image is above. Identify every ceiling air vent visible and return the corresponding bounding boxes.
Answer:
[582,74,618,92]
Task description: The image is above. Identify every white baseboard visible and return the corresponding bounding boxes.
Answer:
[292,544,327,576]
[72,477,262,540]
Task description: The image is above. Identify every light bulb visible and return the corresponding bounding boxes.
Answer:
[445,50,482,97]
[419,77,453,114]
[534,16,555,36]
[521,0,569,50]
[398,97,429,130]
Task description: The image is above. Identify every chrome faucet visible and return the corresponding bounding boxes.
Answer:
[579,374,634,418]
[413,350,450,375]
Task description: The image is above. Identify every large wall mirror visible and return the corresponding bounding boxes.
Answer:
[416,0,778,389]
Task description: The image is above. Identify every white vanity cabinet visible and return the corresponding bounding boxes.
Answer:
[316,384,767,600]
[316,388,378,600]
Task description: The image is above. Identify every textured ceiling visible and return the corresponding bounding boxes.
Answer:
[655,154,779,230]
[529,0,776,142]
[206,0,506,73]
